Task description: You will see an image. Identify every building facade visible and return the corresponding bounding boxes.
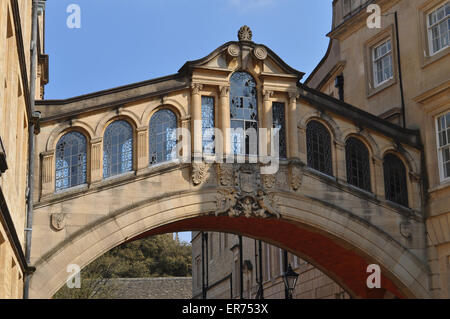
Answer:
[0,0,46,299]
[192,0,449,299]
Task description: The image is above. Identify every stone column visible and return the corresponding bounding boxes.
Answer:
[288,92,299,159]
[335,140,346,182]
[136,127,149,170]
[219,86,230,157]
[262,90,273,156]
[191,83,203,160]
[90,138,103,183]
[40,151,55,197]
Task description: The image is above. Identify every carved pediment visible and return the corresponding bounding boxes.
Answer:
[179,26,305,81]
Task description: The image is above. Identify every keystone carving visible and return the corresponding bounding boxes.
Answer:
[215,189,281,219]
[289,160,304,191]
[192,162,210,186]
[51,213,66,231]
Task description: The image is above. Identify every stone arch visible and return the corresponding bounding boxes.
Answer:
[299,111,343,142]
[46,120,94,152]
[94,110,140,138]
[28,190,430,299]
[381,146,419,176]
[142,100,186,127]
[342,128,381,158]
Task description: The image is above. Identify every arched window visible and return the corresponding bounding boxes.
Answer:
[306,121,333,176]
[383,154,408,207]
[230,72,258,156]
[103,120,133,178]
[55,131,87,191]
[149,109,177,165]
[345,137,371,192]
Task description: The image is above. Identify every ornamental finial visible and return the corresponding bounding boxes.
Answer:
[238,25,253,42]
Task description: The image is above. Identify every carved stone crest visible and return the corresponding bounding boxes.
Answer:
[51,213,66,231]
[192,162,210,186]
[215,189,280,219]
[289,160,305,191]
[238,25,253,42]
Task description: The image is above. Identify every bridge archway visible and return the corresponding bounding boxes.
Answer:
[29,186,429,299]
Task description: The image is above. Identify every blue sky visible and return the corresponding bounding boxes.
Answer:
[44,0,332,243]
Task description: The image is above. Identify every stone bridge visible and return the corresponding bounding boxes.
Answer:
[29,29,430,299]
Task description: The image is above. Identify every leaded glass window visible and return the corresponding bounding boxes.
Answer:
[383,154,408,207]
[230,72,258,156]
[202,96,215,154]
[306,121,333,176]
[437,112,450,181]
[55,131,87,191]
[272,102,287,159]
[346,137,371,192]
[149,109,177,165]
[103,120,133,178]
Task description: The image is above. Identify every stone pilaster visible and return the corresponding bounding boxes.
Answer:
[41,151,55,196]
[334,141,346,182]
[136,127,149,170]
[191,83,203,160]
[373,156,385,198]
[90,138,103,183]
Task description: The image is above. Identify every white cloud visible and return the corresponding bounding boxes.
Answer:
[228,0,275,12]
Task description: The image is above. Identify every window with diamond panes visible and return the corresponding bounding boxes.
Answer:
[383,153,408,207]
[230,72,258,156]
[103,120,133,178]
[346,137,371,192]
[202,96,215,155]
[306,121,333,176]
[149,109,177,165]
[55,131,87,191]
[272,102,287,159]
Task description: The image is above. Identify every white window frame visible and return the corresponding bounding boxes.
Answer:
[427,2,450,56]
[436,111,450,183]
[372,39,394,88]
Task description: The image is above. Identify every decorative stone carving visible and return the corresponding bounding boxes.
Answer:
[238,25,253,42]
[219,86,230,98]
[400,221,412,240]
[289,160,304,191]
[261,174,276,189]
[217,163,234,187]
[215,189,280,219]
[51,213,66,231]
[253,46,267,61]
[191,83,203,95]
[227,44,240,58]
[263,90,274,101]
[192,162,210,186]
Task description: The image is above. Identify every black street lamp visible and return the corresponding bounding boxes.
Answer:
[283,264,299,299]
